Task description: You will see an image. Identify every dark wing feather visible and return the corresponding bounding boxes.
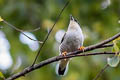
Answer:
[60,32,66,43]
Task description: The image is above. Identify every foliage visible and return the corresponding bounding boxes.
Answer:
[107,56,119,67]
[0,0,120,80]
[107,37,120,67]
[0,71,5,80]
[0,16,3,22]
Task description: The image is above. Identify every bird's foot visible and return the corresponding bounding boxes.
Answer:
[62,51,67,61]
[78,46,85,52]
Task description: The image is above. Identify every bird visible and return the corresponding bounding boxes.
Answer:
[56,15,84,76]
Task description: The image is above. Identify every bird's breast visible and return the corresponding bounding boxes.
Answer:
[59,30,83,53]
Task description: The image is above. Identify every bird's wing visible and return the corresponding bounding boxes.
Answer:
[60,32,66,44]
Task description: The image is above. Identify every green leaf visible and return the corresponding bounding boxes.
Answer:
[112,44,119,52]
[107,56,120,67]
[0,71,5,79]
[116,39,120,49]
[0,16,3,22]
[112,37,120,53]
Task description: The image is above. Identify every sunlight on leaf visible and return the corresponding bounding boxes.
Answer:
[107,56,120,67]
[115,38,120,49]
[112,44,119,52]
[0,16,3,22]
[0,71,5,79]
[113,37,120,52]
[118,20,120,24]
[108,37,120,67]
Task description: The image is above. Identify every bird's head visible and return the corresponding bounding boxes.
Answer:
[69,15,79,23]
[68,15,80,30]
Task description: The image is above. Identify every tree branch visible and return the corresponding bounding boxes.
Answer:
[97,44,113,48]
[93,64,109,80]
[6,52,114,80]
[6,32,120,80]
[3,20,43,44]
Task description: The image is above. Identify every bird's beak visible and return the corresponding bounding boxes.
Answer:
[70,15,74,21]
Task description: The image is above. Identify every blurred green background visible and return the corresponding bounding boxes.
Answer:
[0,0,120,80]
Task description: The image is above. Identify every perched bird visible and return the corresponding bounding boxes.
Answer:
[56,15,84,76]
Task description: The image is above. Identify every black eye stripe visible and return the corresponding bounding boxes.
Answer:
[70,15,74,20]
[69,14,80,25]
[74,18,77,22]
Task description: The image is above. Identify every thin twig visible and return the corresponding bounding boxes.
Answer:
[6,52,114,80]
[31,0,71,66]
[93,64,109,80]
[24,27,41,32]
[3,20,41,32]
[3,20,43,44]
[98,44,113,48]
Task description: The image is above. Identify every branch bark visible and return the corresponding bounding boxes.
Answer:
[6,52,114,80]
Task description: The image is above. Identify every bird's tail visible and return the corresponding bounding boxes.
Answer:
[56,59,69,76]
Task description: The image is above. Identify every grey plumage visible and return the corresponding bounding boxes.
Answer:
[56,15,84,76]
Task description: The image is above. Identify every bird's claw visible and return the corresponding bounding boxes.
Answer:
[62,51,67,61]
[78,46,85,52]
